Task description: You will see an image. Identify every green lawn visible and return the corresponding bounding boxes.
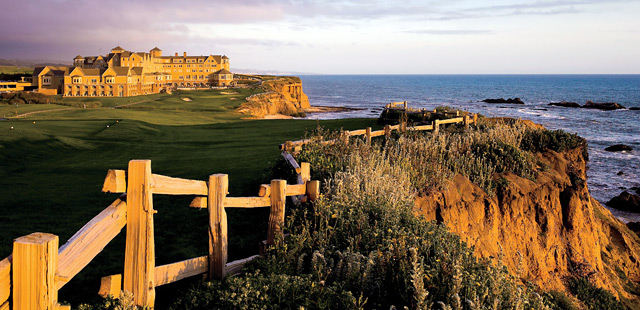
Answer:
[0,65,33,75]
[0,89,378,307]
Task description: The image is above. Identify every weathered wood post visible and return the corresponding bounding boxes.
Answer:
[124,160,155,307]
[13,233,58,309]
[306,180,320,202]
[299,162,311,183]
[267,180,287,246]
[400,119,407,133]
[433,119,440,135]
[403,101,407,110]
[365,127,372,145]
[473,113,478,124]
[464,115,470,129]
[384,125,391,138]
[341,132,349,145]
[285,141,294,153]
[208,174,228,279]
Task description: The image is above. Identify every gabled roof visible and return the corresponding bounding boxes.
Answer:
[214,69,232,75]
[211,55,222,63]
[68,67,101,76]
[112,46,125,51]
[130,67,143,75]
[113,67,130,76]
[34,66,70,77]
[222,55,229,59]
[74,55,84,60]
[150,47,162,51]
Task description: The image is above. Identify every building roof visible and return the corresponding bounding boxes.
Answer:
[131,67,143,75]
[222,55,229,59]
[112,46,125,51]
[33,66,70,77]
[74,55,84,60]
[113,67,130,75]
[214,69,232,75]
[150,47,162,51]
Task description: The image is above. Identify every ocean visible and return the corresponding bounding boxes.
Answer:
[299,75,640,222]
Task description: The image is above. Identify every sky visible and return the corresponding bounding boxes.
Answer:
[1,0,639,74]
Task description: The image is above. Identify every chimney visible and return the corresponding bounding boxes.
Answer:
[183,52,187,57]
[175,52,178,56]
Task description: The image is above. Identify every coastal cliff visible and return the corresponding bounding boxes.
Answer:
[239,76,310,118]
[415,144,640,304]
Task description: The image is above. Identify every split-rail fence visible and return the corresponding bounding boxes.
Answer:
[0,160,319,309]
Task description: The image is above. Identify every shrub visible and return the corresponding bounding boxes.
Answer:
[521,129,587,160]
[569,277,625,310]
[3,91,53,105]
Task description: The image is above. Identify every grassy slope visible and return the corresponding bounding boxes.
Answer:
[0,89,377,306]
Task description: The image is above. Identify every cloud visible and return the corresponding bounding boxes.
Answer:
[405,29,494,35]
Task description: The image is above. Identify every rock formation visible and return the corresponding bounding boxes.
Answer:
[605,144,633,152]
[582,100,626,110]
[238,76,310,118]
[414,144,640,305]
[482,98,525,104]
[606,191,640,213]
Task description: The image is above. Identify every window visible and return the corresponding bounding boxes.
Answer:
[73,77,82,84]
[91,79,97,84]
[198,59,203,63]
[186,75,191,79]
[105,77,115,84]
[42,76,52,85]
[179,76,184,79]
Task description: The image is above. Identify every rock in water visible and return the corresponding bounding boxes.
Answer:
[628,222,640,237]
[549,101,581,108]
[630,107,640,111]
[582,100,626,110]
[606,191,640,212]
[482,98,525,104]
[605,144,633,152]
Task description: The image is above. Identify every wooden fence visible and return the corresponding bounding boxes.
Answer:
[280,110,478,153]
[0,160,318,309]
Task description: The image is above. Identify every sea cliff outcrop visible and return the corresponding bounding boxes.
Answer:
[239,76,310,118]
[415,144,640,305]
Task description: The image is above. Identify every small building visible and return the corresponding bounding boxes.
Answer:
[213,68,234,87]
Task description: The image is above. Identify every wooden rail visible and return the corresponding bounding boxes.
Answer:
[0,160,319,309]
[279,113,477,152]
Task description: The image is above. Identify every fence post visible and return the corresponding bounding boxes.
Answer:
[341,132,349,145]
[13,233,58,309]
[403,101,407,110]
[400,119,407,133]
[433,119,440,135]
[299,162,311,183]
[124,160,155,307]
[365,127,372,145]
[473,113,478,124]
[384,125,391,138]
[464,115,470,128]
[306,180,320,202]
[208,174,228,279]
[267,180,287,246]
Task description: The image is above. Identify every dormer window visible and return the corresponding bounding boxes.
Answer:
[42,76,52,85]
[73,77,82,84]
[105,77,115,84]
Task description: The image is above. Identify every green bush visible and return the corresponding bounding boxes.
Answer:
[3,91,53,105]
[569,277,625,310]
[544,290,576,310]
[520,129,587,160]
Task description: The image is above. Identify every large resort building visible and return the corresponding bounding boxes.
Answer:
[11,46,233,97]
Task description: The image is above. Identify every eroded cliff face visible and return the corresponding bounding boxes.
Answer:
[239,77,310,118]
[415,146,640,303]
